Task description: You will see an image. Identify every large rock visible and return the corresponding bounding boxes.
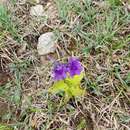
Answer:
[30,4,44,16]
[37,32,56,55]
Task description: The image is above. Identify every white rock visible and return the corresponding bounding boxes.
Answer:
[30,5,44,16]
[37,32,56,55]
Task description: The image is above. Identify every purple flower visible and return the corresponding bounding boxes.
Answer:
[67,57,83,77]
[52,62,67,80]
[52,57,83,80]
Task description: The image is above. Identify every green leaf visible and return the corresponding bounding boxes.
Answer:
[0,124,12,130]
[49,80,69,94]
[49,73,85,102]
[65,72,84,86]
[70,85,85,97]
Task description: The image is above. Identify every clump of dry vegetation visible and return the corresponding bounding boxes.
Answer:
[0,0,130,130]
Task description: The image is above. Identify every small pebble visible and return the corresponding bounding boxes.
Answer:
[30,4,44,16]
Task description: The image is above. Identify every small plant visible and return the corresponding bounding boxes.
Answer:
[49,57,85,102]
[0,5,20,41]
